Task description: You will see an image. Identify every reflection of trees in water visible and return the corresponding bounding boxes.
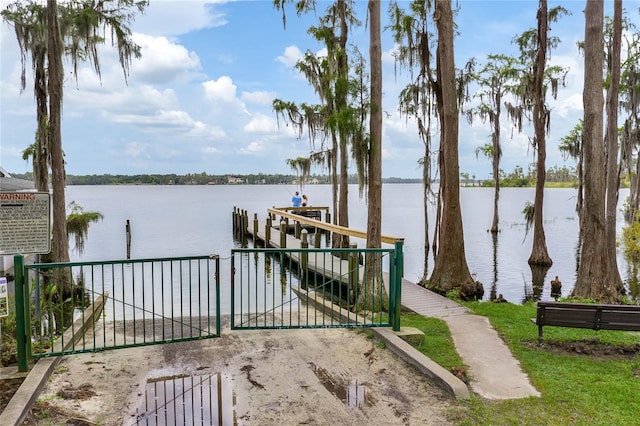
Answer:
[490,232,498,301]
[619,227,640,300]
[574,236,582,274]
[524,265,550,304]
[625,261,640,299]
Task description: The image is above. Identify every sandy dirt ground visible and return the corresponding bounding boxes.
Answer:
[24,323,458,425]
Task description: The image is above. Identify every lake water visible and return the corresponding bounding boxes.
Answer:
[65,184,636,304]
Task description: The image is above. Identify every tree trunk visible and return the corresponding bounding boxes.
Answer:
[34,49,49,193]
[528,0,552,266]
[358,0,387,312]
[428,0,483,300]
[48,0,72,331]
[491,92,501,233]
[432,148,444,255]
[489,232,498,300]
[334,0,350,249]
[573,0,622,302]
[330,131,339,246]
[603,0,624,294]
[420,149,431,285]
[338,140,349,248]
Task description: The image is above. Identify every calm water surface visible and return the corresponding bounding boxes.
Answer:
[66,184,635,303]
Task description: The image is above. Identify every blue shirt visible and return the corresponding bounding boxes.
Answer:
[292,194,302,207]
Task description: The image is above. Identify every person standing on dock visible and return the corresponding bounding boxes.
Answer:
[302,194,308,206]
[292,191,302,207]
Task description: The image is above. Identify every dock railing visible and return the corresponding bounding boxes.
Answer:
[267,207,404,246]
[231,246,402,331]
[233,206,404,331]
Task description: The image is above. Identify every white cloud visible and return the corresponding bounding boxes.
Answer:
[125,142,150,159]
[131,0,229,37]
[130,34,202,84]
[276,45,303,68]
[241,90,276,105]
[203,76,237,102]
[241,140,267,154]
[244,113,277,133]
[203,146,220,154]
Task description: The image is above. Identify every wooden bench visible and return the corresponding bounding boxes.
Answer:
[532,301,640,344]
[296,210,322,220]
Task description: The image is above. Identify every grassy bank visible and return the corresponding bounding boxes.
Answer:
[404,303,640,425]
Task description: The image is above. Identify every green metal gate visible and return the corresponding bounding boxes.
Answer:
[230,247,402,331]
[14,254,220,367]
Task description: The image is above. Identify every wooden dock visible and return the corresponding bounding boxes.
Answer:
[233,206,404,291]
[232,206,471,318]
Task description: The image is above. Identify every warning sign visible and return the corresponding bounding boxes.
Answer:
[0,192,51,255]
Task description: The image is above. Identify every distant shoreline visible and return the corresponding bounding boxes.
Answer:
[8,172,588,188]
[8,172,424,186]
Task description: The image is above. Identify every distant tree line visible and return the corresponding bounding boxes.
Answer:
[8,172,423,186]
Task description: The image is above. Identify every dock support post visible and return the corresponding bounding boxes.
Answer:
[125,219,131,259]
[253,213,259,243]
[314,231,321,248]
[242,210,248,247]
[295,221,301,239]
[300,230,308,288]
[265,217,272,247]
[232,207,237,236]
[280,220,287,248]
[348,244,358,305]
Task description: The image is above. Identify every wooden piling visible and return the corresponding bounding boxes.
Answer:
[348,243,358,304]
[242,210,248,246]
[125,220,131,259]
[295,220,301,239]
[253,213,259,243]
[265,216,272,246]
[300,229,308,287]
[279,220,287,248]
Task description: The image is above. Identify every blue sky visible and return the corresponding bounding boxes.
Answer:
[1,0,637,179]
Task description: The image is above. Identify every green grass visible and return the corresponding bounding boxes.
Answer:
[404,303,640,426]
[400,313,466,372]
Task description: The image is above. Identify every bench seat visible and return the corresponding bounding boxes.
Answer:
[532,301,640,344]
[296,210,322,220]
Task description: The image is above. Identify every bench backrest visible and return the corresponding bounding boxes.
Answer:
[536,302,640,331]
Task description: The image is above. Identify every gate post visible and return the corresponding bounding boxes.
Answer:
[391,241,404,331]
[14,254,30,372]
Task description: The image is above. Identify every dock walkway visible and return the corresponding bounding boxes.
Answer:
[246,217,540,400]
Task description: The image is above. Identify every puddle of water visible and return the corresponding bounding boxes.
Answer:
[347,379,366,408]
[133,372,236,425]
[309,363,368,408]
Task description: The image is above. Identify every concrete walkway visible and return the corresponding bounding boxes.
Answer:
[401,278,541,400]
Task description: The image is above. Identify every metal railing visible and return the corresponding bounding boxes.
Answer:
[14,254,220,369]
[230,245,402,330]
